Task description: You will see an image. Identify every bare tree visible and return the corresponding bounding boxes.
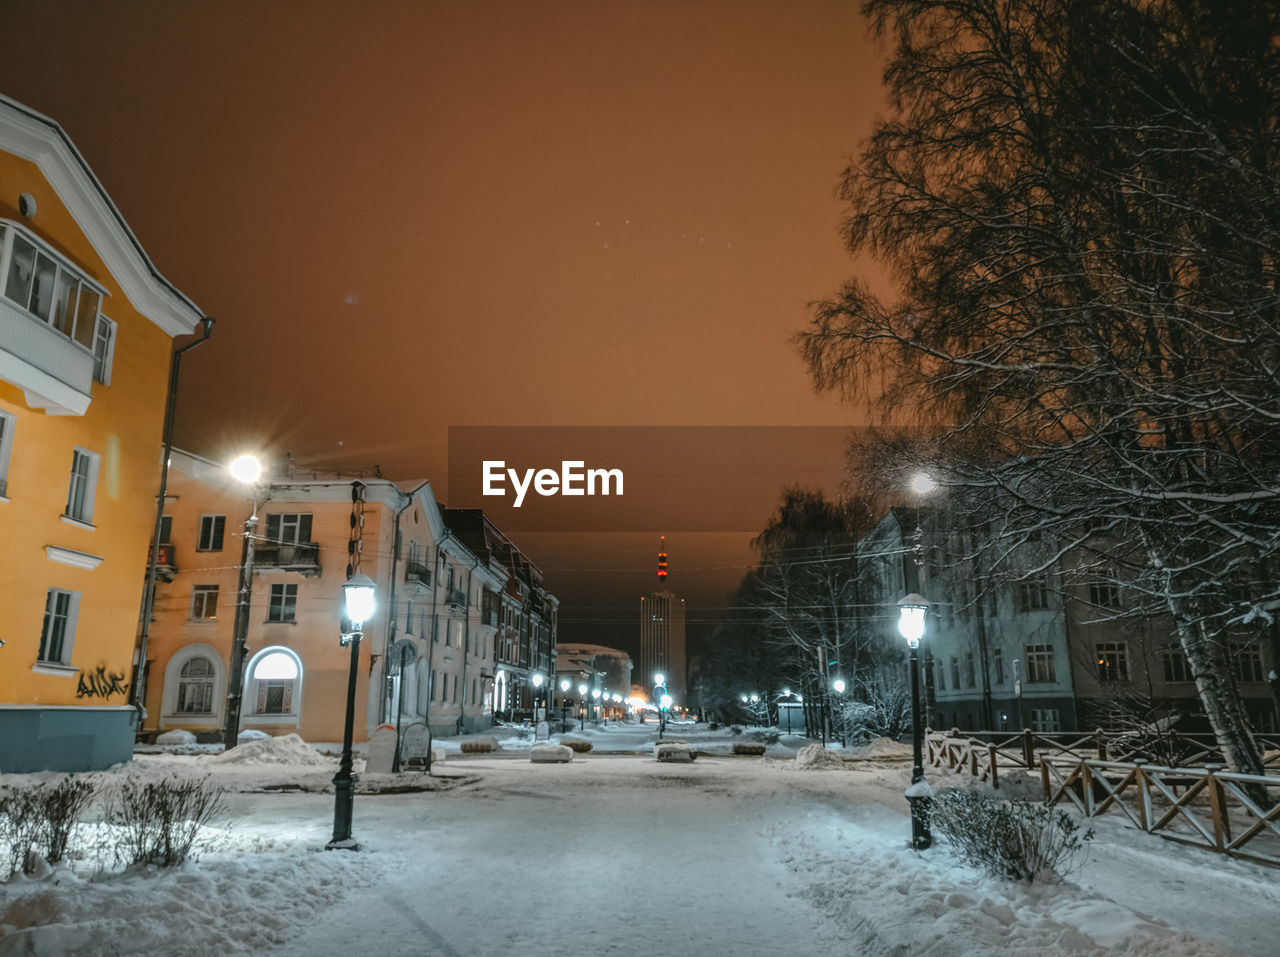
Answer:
[800,0,1280,792]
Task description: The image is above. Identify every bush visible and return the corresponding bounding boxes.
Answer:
[0,777,98,879]
[730,726,743,735]
[562,738,593,753]
[750,730,780,745]
[460,740,494,753]
[733,743,766,756]
[110,775,228,867]
[932,789,1093,883]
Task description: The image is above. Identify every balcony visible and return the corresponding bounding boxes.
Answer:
[146,543,178,582]
[255,541,321,577]
[405,561,432,589]
[0,297,93,415]
[445,585,467,611]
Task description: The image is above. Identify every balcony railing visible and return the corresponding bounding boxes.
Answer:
[0,297,93,415]
[255,541,321,576]
[405,561,431,588]
[146,543,178,582]
[445,585,467,610]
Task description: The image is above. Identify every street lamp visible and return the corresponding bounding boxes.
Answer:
[577,682,588,729]
[222,453,270,751]
[329,572,377,850]
[831,678,847,745]
[532,673,545,724]
[591,688,601,725]
[559,677,571,732]
[898,593,932,850]
[653,672,668,739]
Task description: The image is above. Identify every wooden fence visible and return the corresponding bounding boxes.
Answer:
[1040,757,1280,868]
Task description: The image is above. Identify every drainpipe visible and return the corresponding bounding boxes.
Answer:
[380,481,430,725]
[132,316,214,726]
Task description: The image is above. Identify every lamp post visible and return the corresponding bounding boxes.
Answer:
[559,677,571,732]
[329,572,377,850]
[831,678,847,746]
[532,673,545,725]
[222,453,268,752]
[577,682,588,729]
[591,688,601,725]
[653,672,668,739]
[898,593,932,850]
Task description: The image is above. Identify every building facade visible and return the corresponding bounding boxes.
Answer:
[0,96,207,772]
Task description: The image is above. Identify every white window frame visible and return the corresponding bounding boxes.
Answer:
[92,315,117,386]
[64,446,100,525]
[38,587,80,665]
[1025,643,1057,683]
[242,646,303,726]
[267,583,298,623]
[1030,708,1061,732]
[1095,641,1130,682]
[176,656,217,714]
[0,408,14,499]
[190,584,219,621]
[266,512,312,544]
[160,643,225,724]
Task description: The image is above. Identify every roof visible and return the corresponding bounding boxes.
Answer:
[0,94,206,337]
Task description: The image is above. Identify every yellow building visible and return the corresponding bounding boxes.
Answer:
[0,95,207,772]
[141,450,509,744]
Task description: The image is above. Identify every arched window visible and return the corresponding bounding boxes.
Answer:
[253,651,299,715]
[177,656,215,714]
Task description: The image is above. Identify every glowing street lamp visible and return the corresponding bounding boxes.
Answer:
[222,453,268,752]
[591,688,601,725]
[559,677,571,732]
[532,673,545,721]
[898,593,932,850]
[329,572,378,850]
[653,672,669,739]
[578,682,588,729]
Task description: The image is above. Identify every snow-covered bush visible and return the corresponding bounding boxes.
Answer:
[155,729,197,746]
[730,725,743,735]
[931,789,1093,883]
[530,744,573,763]
[838,675,911,743]
[655,742,695,762]
[794,744,845,769]
[109,775,227,867]
[750,730,780,744]
[0,777,98,878]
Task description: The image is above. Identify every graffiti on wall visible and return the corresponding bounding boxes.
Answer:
[76,664,130,700]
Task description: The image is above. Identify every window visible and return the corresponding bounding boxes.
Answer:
[92,316,116,385]
[1089,580,1121,609]
[39,588,78,664]
[1017,575,1050,611]
[267,584,298,622]
[158,515,173,545]
[3,228,100,349]
[252,651,298,714]
[0,409,13,497]
[176,657,215,714]
[198,514,225,551]
[1234,645,1264,683]
[950,656,961,689]
[1162,647,1191,682]
[1095,642,1129,681]
[190,585,219,621]
[1025,644,1056,683]
[1031,708,1061,732]
[452,674,458,703]
[965,651,976,688]
[936,658,946,691]
[471,678,477,704]
[431,669,437,701]
[266,513,312,544]
[994,647,1005,684]
[64,448,100,523]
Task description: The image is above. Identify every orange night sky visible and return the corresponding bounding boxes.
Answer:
[0,0,893,654]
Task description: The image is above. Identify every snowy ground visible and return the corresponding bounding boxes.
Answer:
[2,723,1276,956]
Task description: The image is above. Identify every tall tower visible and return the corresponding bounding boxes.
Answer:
[639,536,686,703]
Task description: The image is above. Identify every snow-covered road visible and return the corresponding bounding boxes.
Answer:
[3,732,1276,956]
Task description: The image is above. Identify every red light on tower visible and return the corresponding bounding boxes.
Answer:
[657,535,668,581]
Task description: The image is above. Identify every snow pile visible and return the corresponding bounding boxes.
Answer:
[655,742,695,763]
[771,803,1229,956]
[237,729,270,742]
[208,733,328,766]
[853,736,911,759]
[530,744,572,763]
[794,744,845,769]
[155,729,196,746]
